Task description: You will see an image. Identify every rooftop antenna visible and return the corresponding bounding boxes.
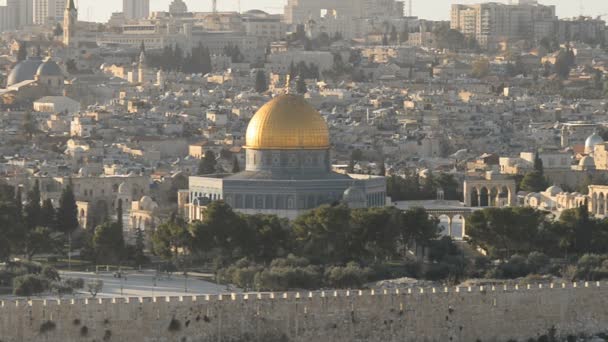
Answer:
[212,0,218,14]
[408,0,413,17]
[237,0,241,13]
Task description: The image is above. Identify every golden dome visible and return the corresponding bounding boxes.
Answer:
[245,94,330,150]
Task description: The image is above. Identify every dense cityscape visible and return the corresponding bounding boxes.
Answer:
[1,0,608,341]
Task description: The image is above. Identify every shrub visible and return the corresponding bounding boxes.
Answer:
[64,278,85,289]
[573,254,608,281]
[324,263,373,288]
[41,266,60,282]
[217,258,263,290]
[87,280,104,298]
[527,252,550,274]
[254,257,322,291]
[51,282,73,295]
[498,255,530,279]
[13,275,49,296]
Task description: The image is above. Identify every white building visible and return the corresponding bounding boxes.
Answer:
[123,0,149,20]
[268,51,334,74]
[33,96,81,114]
[33,0,66,25]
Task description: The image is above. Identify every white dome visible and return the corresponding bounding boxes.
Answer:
[546,186,563,196]
[585,133,603,151]
[138,196,157,210]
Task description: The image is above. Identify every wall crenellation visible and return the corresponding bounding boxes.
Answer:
[0,281,603,309]
[2,282,608,342]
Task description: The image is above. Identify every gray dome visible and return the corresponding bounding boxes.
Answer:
[7,57,43,86]
[343,186,367,209]
[585,133,603,150]
[546,185,563,196]
[579,156,595,168]
[36,60,62,77]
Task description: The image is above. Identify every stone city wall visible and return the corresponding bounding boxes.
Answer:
[1,282,608,342]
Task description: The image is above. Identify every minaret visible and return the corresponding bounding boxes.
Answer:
[63,0,77,47]
[138,42,146,84]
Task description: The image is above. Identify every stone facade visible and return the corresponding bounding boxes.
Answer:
[1,283,608,341]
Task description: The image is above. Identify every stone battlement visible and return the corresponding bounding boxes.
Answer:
[0,281,601,309]
[1,282,608,342]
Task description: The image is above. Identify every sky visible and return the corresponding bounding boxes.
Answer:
[76,0,608,23]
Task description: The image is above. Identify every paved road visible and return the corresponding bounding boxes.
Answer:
[57,270,234,298]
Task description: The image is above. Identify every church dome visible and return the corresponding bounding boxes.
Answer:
[36,60,62,77]
[546,185,563,196]
[7,57,43,86]
[245,95,329,150]
[585,132,603,151]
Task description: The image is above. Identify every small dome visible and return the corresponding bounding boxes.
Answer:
[343,186,367,209]
[546,186,563,196]
[7,57,43,86]
[36,60,62,77]
[585,132,603,152]
[139,196,157,210]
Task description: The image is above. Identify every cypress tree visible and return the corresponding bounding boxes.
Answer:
[254,70,268,93]
[17,41,27,62]
[232,155,241,173]
[24,180,41,231]
[56,184,79,234]
[296,76,307,94]
[41,199,56,231]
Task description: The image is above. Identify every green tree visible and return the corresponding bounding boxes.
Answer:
[56,184,79,234]
[378,159,386,176]
[0,185,22,262]
[152,215,190,260]
[520,171,549,193]
[533,151,544,174]
[198,150,217,175]
[399,207,440,254]
[41,199,56,230]
[466,207,547,258]
[92,222,125,264]
[24,180,42,232]
[17,41,27,62]
[190,201,250,259]
[389,25,398,43]
[293,205,352,263]
[554,48,574,79]
[23,227,60,260]
[22,111,37,139]
[244,214,291,263]
[296,76,307,94]
[133,227,147,266]
[53,23,63,37]
[231,156,241,173]
[471,58,490,78]
[254,69,268,93]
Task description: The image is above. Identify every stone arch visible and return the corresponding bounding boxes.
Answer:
[452,215,466,239]
[479,187,489,207]
[438,215,451,236]
[599,193,605,216]
[489,187,499,207]
[470,188,480,207]
[498,186,510,208]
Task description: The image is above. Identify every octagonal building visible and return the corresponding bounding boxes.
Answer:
[185,94,387,220]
